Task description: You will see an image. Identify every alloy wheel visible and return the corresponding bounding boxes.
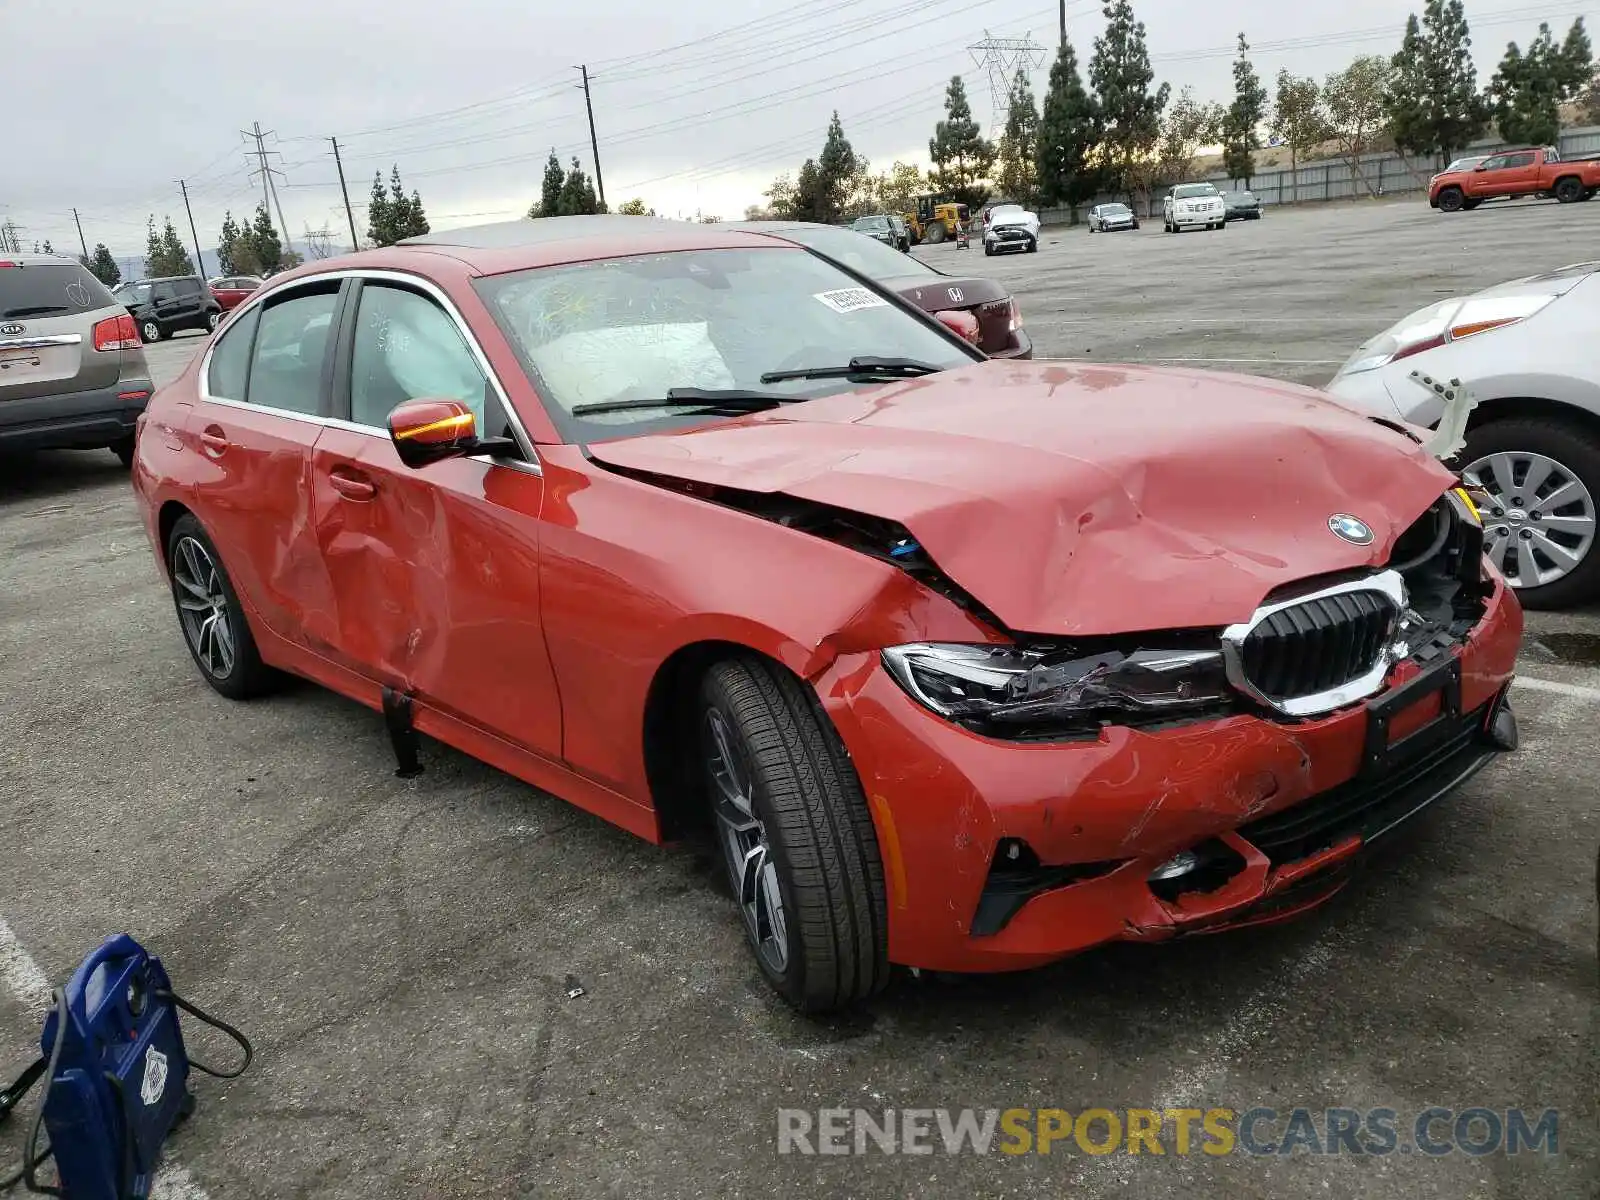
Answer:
[1466,450,1597,589]
[171,535,236,679]
[704,707,788,973]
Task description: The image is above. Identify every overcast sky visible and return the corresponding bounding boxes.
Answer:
[2,0,1593,261]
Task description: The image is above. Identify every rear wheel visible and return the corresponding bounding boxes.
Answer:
[139,318,163,343]
[1461,418,1600,608]
[699,656,889,1013]
[923,221,946,244]
[1555,176,1584,204]
[1437,187,1465,213]
[205,309,221,332]
[166,514,277,699]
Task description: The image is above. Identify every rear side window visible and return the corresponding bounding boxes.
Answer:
[206,305,260,401]
[152,282,177,302]
[176,278,203,297]
[1503,152,1535,169]
[0,262,116,319]
[247,284,341,416]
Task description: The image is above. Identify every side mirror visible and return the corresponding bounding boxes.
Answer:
[935,309,981,345]
[388,398,517,469]
[1474,164,1488,172]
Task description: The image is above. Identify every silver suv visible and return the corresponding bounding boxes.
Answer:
[0,254,154,466]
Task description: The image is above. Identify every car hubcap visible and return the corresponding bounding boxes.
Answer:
[1466,450,1597,589]
[172,536,235,678]
[143,322,158,340]
[704,708,787,973]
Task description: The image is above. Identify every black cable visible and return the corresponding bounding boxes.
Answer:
[15,990,67,1196]
[154,991,253,1079]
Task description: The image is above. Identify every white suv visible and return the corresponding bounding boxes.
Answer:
[1163,183,1226,233]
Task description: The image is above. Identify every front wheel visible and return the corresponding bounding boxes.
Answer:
[699,657,889,1012]
[205,309,221,332]
[1461,419,1600,608]
[1437,187,1465,213]
[166,514,277,699]
[923,221,947,245]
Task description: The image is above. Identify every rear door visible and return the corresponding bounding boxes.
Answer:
[0,260,121,400]
[173,277,205,326]
[1498,151,1538,196]
[187,278,345,648]
[309,273,562,759]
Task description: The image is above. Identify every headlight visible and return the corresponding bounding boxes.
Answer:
[1339,292,1557,376]
[881,642,1231,734]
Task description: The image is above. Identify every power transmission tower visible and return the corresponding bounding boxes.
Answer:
[242,122,296,256]
[968,30,1047,126]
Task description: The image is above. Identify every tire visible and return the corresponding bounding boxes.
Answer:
[140,318,164,343]
[165,514,277,699]
[110,436,135,468]
[699,656,889,1012]
[923,221,946,244]
[1459,418,1600,609]
[1026,237,1037,253]
[1462,199,1481,210]
[205,309,221,332]
[1554,176,1584,204]
[1437,187,1465,213]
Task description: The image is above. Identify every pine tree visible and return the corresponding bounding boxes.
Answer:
[143,218,163,277]
[928,76,995,208]
[88,244,120,287]
[216,213,240,274]
[367,171,393,247]
[1036,37,1102,218]
[1489,19,1592,145]
[159,218,194,275]
[1223,34,1268,185]
[531,151,564,219]
[386,166,416,239]
[247,204,283,274]
[1387,1,1487,168]
[407,189,431,237]
[1272,71,1328,203]
[1089,0,1170,200]
[790,160,824,221]
[558,158,600,216]
[995,68,1041,205]
[816,111,859,224]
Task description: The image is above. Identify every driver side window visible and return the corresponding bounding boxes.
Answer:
[349,283,490,432]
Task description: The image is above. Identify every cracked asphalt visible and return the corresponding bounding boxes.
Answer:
[1,199,1596,1199]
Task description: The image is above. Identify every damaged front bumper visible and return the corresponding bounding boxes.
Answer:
[816,574,1522,973]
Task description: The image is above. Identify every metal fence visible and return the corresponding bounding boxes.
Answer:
[1035,125,1600,225]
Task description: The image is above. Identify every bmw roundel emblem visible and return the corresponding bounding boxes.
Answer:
[1328,514,1375,545]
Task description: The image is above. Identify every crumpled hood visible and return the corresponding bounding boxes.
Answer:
[586,360,1457,636]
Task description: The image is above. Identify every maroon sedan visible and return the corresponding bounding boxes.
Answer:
[729,221,1031,358]
[207,275,262,311]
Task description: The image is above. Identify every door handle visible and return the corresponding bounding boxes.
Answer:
[328,468,377,501]
[199,425,229,457]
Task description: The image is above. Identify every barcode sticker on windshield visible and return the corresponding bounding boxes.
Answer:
[814,288,889,314]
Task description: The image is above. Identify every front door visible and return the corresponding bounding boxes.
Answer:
[186,279,344,647]
[309,275,563,760]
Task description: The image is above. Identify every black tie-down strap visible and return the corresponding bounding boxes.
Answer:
[382,686,424,779]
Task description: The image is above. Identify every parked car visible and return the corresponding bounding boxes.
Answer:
[0,253,154,465]
[112,275,224,342]
[1328,260,1600,608]
[1087,202,1139,232]
[208,275,263,311]
[982,204,1039,255]
[132,216,1522,1011]
[1164,183,1227,232]
[1429,146,1600,211]
[728,220,1031,357]
[1222,190,1262,220]
[847,215,899,249]
[885,214,911,252]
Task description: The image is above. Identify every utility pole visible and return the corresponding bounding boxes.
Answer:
[576,65,606,209]
[178,180,206,277]
[1059,0,1066,47]
[242,121,295,257]
[72,208,89,260]
[330,137,359,250]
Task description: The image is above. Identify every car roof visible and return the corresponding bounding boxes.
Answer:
[0,253,82,266]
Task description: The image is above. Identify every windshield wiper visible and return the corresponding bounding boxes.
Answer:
[760,356,943,384]
[570,387,808,417]
[1,305,69,318]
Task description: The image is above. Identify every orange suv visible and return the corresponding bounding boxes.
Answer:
[1429,145,1600,212]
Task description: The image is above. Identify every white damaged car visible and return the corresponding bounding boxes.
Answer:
[983,204,1039,255]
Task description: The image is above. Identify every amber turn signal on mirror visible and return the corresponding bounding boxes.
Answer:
[388,398,480,469]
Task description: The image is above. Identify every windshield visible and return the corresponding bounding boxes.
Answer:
[475,247,974,441]
[1173,184,1219,199]
[766,224,939,282]
[1445,157,1484,172]
[0,262,115,318]
[852,216,890,229]
[1101,204,1130,215]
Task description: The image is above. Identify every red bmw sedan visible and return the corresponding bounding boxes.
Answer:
[131,217,1522,1012]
